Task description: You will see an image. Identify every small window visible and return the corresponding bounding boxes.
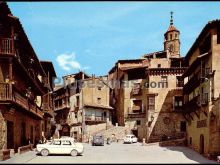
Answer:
[53,140,61,145]
[76,96,79,107]
[176,76,183,87]
[148,96,155,110]
[158,64,161,68]
[136,120,141,125]
[62,140,71,145]
[170,34,172,40]
[174,96,183,111]
[175,33,178,39]
[161,76,168,83]
[97,98,101,104]
[98,87,102,91]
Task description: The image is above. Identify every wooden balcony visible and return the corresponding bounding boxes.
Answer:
[85,115,106,124]
[54,104,70,111]
[128,112,146,118]
[183,95,200,113]
[183,74,200,94]
[0,83,44,119]
[42,103,54,117]
[0,38,15,56]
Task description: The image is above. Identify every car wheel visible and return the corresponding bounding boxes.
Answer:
[41,149,49,156]
[70,150,78,157]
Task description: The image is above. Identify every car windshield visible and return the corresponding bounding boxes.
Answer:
[94,136,103,139]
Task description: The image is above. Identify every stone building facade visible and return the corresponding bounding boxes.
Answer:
[0,2,56,152]
[182,20,220,157]
[108,13,187,142]
[54,72,113,142]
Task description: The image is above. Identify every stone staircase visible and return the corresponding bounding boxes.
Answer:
[93,126,131,141]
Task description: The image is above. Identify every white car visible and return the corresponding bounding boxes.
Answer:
[36,138,84,157]
[123,135,138,144]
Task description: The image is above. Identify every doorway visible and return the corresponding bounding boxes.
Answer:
[7,121,14,149]
[21,122,26,146]
[200,134,205,154]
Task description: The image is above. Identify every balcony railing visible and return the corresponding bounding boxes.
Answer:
[0,38,14,55]
[183,95,200,113]
[0,83,44,118]
[42,103,54,117]
[128,112,146,118]
[183,74,200,94]
[0,83,11,100]
[85,115,106,122]
[54,103,70,111]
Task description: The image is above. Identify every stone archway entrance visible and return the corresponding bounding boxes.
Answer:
[200,134,204,154]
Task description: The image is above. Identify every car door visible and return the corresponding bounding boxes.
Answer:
[61,140,74,154]
[49,140,61,154]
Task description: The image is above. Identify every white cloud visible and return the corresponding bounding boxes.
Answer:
[56,52,81,71]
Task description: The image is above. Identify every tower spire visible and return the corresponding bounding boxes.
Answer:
[170,11,173,25]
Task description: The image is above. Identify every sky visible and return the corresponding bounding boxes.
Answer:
[7,2,220,78]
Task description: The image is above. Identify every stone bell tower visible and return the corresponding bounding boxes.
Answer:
[164,12,180,58]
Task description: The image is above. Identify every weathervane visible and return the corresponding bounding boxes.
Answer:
[170,11,173,25]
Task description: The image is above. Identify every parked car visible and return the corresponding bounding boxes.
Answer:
[36,138,84,156]
[92,135,105,146]
[123,134,138,144]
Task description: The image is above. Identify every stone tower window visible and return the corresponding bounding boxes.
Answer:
[170,34,172,40]
[175,33,178,39]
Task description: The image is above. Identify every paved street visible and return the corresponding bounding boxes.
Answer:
[0,142,218,164]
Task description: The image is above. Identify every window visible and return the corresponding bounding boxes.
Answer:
[176,76,183,87]
[53,140,61,145]
[132,83,141,95]
[170,34,172,40]
[148,96,155,110]
[132,100,142,113]
[76,96,79,107]
[158,64,161,68]
[97,98,101,104]
[62,140,71,145]
[180,121,186,132]
[175,33,178,39]
[161,76,168,83]
[136,120,141,125]
[174,96,183,110]
[98,87,102,91]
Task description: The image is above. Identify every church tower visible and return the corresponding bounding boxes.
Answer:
[164,12,180,58]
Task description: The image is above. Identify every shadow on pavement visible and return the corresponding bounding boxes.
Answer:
[164,146,218,164]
